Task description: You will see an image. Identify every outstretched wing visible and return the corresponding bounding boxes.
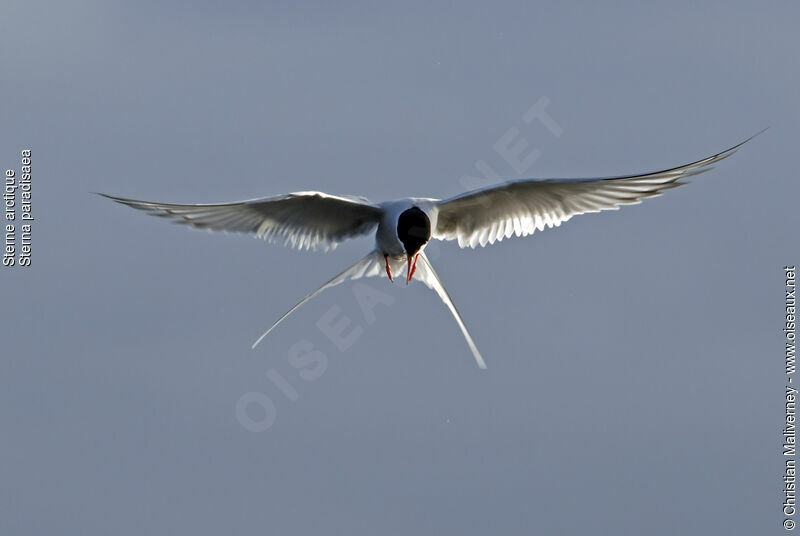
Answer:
[414,252,487,369]
[251,250,383,348]
[99,191,383,251]
[434,133,762,249]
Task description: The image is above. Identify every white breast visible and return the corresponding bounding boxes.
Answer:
[375,198,439,256]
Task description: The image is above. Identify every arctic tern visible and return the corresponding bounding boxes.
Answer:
[101,133,761,368]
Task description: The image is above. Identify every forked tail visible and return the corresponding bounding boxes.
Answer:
[252,249,487,369]
[252,250,381,349]
[416,251,487,369]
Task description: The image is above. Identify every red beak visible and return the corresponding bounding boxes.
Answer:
[406,253,419,284]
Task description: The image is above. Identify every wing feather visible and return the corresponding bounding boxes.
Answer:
[99,191,382,251]
[434,133,762,248]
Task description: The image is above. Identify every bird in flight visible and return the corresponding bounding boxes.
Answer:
[100,133,761,369]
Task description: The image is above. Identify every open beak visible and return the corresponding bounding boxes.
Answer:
[406,253,419,284]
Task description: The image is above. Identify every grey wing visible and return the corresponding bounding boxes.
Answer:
[99,190,383,251]
[434,133,761,248]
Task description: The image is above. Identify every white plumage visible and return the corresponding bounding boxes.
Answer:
[101,133,760,368]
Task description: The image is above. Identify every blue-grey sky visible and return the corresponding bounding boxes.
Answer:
[1,1,797,534]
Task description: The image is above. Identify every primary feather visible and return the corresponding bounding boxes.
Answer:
[98,191,382,251]
[434,133,760,248]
